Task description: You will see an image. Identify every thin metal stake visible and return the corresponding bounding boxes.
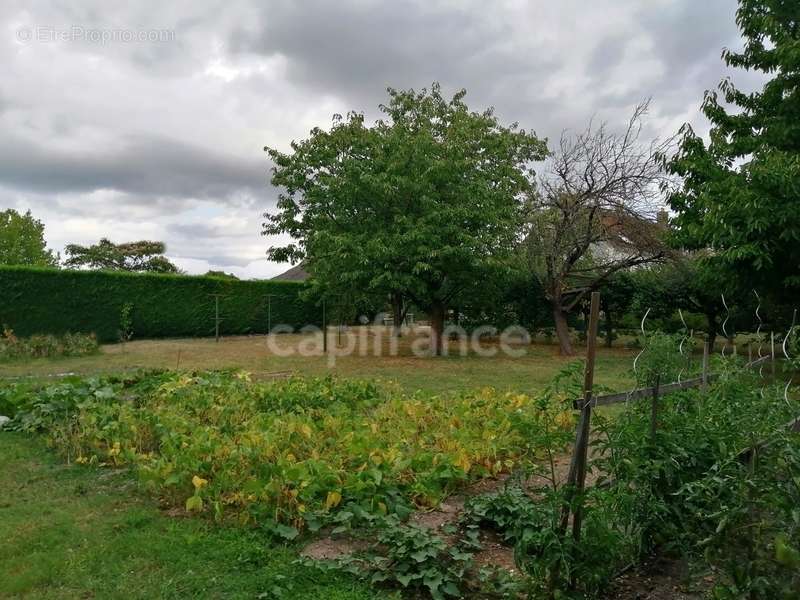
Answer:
[322,298,327,353]
[209,294,225,343]
[263,294,275,336]
[771,331,776,380]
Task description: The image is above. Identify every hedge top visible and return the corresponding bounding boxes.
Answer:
[0,265,320,342]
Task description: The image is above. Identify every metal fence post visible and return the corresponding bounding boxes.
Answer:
[322,298,327,354]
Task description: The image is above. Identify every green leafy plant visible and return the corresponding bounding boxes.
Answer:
[119,302,134,346]
[350,518,473,599]
[7,370,574,531]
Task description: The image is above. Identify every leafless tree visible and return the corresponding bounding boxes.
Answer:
[524,100,673,355]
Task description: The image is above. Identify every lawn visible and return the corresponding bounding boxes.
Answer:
[0,432,390,599]
[0,328,637,395]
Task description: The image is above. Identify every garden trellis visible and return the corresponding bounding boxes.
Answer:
[558,289,799,580]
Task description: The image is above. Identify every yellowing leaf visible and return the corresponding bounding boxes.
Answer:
[325,490,342,509]
[192,475,208,490]
[454,452,471,473]
[299,423,312,438]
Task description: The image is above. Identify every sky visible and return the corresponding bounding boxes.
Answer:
[1,0,759,279]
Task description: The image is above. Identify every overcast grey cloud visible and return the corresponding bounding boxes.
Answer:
[0,0,751,278]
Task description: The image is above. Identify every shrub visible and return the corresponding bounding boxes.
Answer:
[0,265,319,342]
[0,327,99,361]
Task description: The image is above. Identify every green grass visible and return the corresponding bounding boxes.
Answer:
[0,432,390,599]
[0,330,637,395]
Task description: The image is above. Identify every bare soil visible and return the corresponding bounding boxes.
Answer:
[603,556,709,600]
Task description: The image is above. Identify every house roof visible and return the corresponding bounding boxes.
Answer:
[271,262,310,281]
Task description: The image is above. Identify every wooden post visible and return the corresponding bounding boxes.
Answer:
[702,341,710,390]
[650,374,660,443]
[748,342,752,364]
[569,291,601,543]
[551,291,600,592]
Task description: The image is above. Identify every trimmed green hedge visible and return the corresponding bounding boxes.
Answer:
[0,266,321,342]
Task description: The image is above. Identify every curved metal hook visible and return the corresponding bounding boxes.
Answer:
[753,290,765,360]
[721,294,731,357]
[677,310,691,384]
[783,309,797,407]
[782,309,797,361]
[632,307,651,376]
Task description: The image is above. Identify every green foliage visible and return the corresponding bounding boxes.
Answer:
[6,370,574,531]
[451,357,800,598]
[204,270,239,280]
[64,238,182,273]
[316,514,527,599]
[462,484,539,546]
[342,517,474,599]
[633,331,691,387]
[119,302,134,344]
[461,482,639,598]
[667,0,800,293]
[0,265,318,342]
[264,83,548,337]
[598,272,636,347]
[0,209,58,267]
[457,268,551,333]
[0,327,99,362]
[593,362,800,597]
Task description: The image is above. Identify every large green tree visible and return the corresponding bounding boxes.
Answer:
[0,209,58,267]
[667,0,800,294]
[264,84,548,354]
[64,239,181,273]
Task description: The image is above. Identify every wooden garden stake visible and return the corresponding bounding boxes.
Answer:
[551,291,599,593]
[650,374,660,443]
[568,291,600,542]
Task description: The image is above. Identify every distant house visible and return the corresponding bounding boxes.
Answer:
[272,262,310,281]
[590,208,668,267]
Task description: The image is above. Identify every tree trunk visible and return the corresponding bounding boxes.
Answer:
[706,313,718,353]
[553,303,574,356]
[604,312,614,348]
[391,293,405,337]
[429,301,446,356]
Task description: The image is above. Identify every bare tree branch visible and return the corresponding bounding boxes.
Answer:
[523,100,674,355]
